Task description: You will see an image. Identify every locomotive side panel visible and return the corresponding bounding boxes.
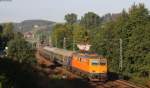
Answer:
[71,54,90,73]
[89,59,107,73]
[71,53,108,81]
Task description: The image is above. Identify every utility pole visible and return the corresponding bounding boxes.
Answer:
[119,38,123,79]
[55,35,57,48]
[73,39,75,51]
[63,37,66,50]
[56,40,57,48]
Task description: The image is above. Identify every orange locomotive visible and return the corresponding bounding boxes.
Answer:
[71,52,107,81]
[39,46,107,81]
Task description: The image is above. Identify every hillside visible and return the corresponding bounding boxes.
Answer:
[13,20,55,33]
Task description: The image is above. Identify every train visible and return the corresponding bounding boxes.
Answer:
[39,46,108,81]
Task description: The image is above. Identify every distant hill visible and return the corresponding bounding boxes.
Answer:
[13,20,56,33]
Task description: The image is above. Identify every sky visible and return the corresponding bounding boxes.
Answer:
[0,0,150,23]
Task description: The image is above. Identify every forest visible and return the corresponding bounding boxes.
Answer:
[51,3,150,85]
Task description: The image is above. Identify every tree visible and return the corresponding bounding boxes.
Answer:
[64,13,77,24]
[51,24,67,48]
[73,24,88,44]
[2,23,14,40]
[0,25,3,51]
[7,37,36,64]
[91,3,150,78]
[0,25,3,36]
[0,23,14,51]
[14,32,23,39]
[80,12,101,29]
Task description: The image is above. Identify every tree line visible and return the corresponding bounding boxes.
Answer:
[51,3,150,84]
[0,23,36,87]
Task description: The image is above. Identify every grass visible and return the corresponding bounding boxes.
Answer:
[129,76,150,87]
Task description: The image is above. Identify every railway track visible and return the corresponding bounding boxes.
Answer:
[36,49,145,88]
[89,79,145,88]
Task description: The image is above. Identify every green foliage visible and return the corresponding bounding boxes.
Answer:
[51,24,67,48]
[7,37,36,64]
[14,32,23,39]
[1,23,14,40]
[0,25,3,51]
[92,4,150,78]
[0,25,3,36]
[51,23,90,50]
[65,13,77,24]
[0,23,14,51]
[73,24,88,44]
[0,23,35,64]
[80,12,101,29]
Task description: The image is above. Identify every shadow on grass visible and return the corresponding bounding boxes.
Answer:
[0,58,91,88]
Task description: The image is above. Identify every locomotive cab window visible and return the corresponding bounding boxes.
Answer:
[91,60,100,65]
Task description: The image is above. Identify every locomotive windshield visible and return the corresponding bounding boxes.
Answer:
[91,59,106,66]
[91,60,100,65]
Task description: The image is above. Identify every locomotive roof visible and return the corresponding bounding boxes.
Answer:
[43,46,75,57]
[74,52,107,60]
